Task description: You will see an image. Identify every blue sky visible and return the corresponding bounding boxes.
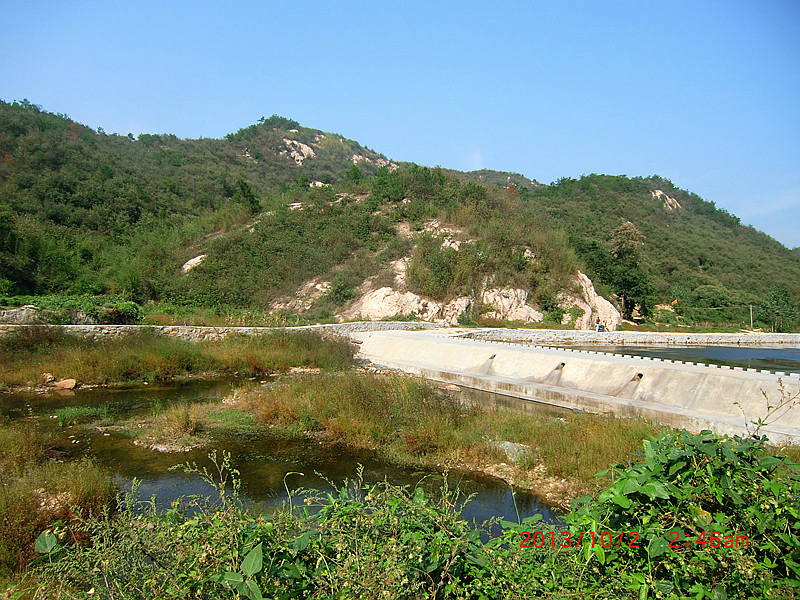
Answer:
[2,1,799,248]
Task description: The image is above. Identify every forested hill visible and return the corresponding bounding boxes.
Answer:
[1,99,798,328]
[517,175,800,308]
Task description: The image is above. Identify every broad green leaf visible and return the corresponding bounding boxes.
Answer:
[648,536,670,558]
[290,531,314,553]
[655,580,674,594]
[34,530,59,555]
[594,543,605,564]
[721,446,738,462]
[698,442,716,456]
[612,494,632,508]
[667,460,687,476]
[245,580,263,600]
[500,519,521,530]
[224,571,244,584]
[711,586,728,600]
[621,478,641,495]
[597,490,614,503]
[642,482,670,500]
[758,456,781,470]
[522,513,543,525]
[241,543,262,577]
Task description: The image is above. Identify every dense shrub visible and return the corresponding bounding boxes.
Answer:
[22,429,800,599]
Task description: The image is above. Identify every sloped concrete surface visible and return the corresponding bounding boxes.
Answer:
[354,330,800,443]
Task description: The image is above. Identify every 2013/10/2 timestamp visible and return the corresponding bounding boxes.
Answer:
[519,530,750,550]
[520,530,641,550]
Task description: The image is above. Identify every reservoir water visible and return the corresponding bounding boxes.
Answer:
[1,380,561,529]
[540,345,800,374]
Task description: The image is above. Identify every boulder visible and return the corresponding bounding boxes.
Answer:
[180,254,206,274]
[0,305,48,324]
[441,297,474,326]
[344,287,443,322]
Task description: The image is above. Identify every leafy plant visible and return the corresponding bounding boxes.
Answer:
[564,429,800,598]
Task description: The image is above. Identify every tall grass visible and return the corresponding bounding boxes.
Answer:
[0,422,115,578]
[0,328,354,387]
[244,372,658,485]
[206,331,354,373]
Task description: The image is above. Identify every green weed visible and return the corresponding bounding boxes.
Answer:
[23,431,800,598]
[54,405,110,428]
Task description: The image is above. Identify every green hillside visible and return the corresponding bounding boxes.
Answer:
[1,99,798,330]
[490,174,800,325]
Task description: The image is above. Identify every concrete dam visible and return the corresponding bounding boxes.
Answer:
[354,329,800,444]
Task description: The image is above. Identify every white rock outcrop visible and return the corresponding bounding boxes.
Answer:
[652,189,682,211]
[343,287,451,323]
[181,255,206,274]
[481,289,543,323]
[281,139,316,165]
[343,285,546,327]
[271,279,331,312]
[558,272,621,330]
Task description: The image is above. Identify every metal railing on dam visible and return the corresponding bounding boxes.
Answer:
[353,329,800,444]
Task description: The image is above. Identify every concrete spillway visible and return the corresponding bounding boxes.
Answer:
[354,330,800,444]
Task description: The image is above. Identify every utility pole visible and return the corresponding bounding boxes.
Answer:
[750,304,753,330]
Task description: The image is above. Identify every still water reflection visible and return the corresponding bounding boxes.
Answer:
[544,345,800,374]
[1,381,561,529]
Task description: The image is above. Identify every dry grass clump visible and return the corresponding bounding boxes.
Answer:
[246,372,468,453]
[0,422,115,578]
[484,410,658,482]
[203,331,354,374]
[242,372,658,491]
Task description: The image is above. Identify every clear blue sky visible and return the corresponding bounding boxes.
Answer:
[2,1,799,248]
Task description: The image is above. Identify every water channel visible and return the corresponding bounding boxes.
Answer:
[1,380,562,530]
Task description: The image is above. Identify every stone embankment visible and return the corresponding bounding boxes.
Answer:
[2,322,798,347]
[0,321,440,341]
[457,328,800,347]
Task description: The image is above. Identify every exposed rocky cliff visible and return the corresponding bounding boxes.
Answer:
[338,270,619,329]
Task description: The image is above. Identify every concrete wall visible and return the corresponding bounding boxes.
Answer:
[354,330,800,443]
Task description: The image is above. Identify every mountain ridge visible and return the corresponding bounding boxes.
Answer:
[1,99,798,329]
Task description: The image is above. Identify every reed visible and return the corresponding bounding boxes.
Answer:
[245,372,658,485]
[0,328,354,387]
[0,422,115,578]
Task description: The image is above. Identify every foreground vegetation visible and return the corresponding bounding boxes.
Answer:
[2,328,799,596]
[0,327,354,388]
[0,423,114,582]
[6,428,798,600]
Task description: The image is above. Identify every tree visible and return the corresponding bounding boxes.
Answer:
[610,222,653,319]
[233,179,260,214]
[756,285,798,332]
[344,164,364,185]
[611,221,645,261]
